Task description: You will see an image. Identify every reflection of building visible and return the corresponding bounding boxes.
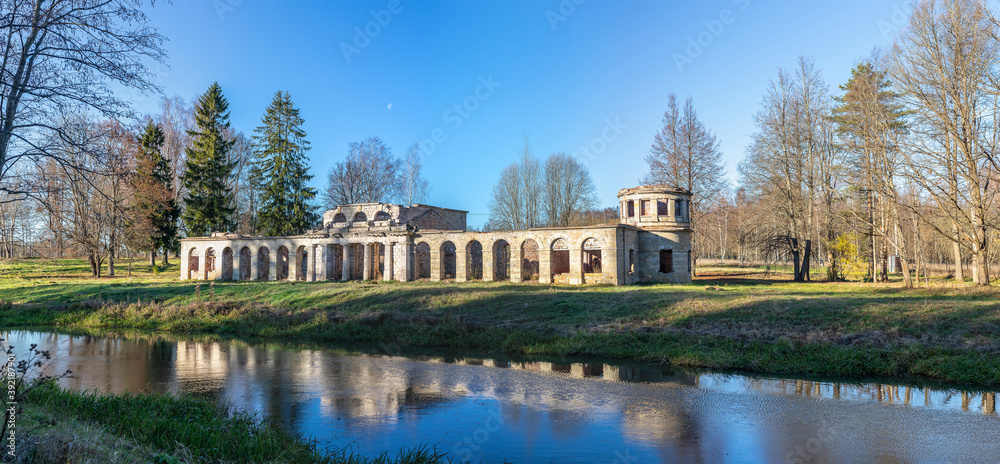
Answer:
[179,185,693,285]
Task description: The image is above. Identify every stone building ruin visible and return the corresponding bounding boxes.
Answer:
[179,185,692,285]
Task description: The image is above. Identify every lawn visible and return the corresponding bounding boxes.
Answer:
[2,257,999,387]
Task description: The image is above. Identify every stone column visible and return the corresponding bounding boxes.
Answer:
[510,241,523,283]
[316,245,327,281]
[398,241,412,281]
[539,245,552,284]
[180,247,190,280]
[232,248,241,281]
[455,247,467,282]
[384,242,394,282]
[269,247,278,281]
[668,197,676,220]
[289,245,300,282]
[203,248,210,280]
[430,246,441,282]
[361,244,371,281]
[482,247,495,282]
[569,246,583,285]
[306,245,316,281]
[604,235,620,285]
[342,244,353,281]
[250,248,259,281]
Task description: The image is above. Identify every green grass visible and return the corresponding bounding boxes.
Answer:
[2,258,999,387]
[19,382,447,464]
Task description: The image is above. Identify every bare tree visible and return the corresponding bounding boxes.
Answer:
[487,137,544,231]
[740,58,838,282]
[0,0,166,197]
[644,94,728,275]
[544,152,598,227]
[226,130,260,235]
[890,0,1000,285]
[398,142,430,205]
[323,136,400,207]
[35,113,133,276]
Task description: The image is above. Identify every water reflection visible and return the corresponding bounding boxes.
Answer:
[6,330,1000,463]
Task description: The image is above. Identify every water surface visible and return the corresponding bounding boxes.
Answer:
[4,330,998,463]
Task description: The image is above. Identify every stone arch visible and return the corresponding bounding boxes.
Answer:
[441,241,457,280]
[374,211,391,221]
[221,247,234,280]
[239,247,251,281]
[277,246,289,280]
[187,247,200,280]
[466,240,483,281]
[349,243,365,280]
[352,211,367,223]
[328,244,344,280]
[257,246,270,281]
[415,242,431,279]
[296,245,308,281]
[550,238,570,283]
[520,238,539,282]
[205,248,217,279]
[333,212,347,223]
[582,237,603,281]
[493,239,510,282]
[372,243,386,280]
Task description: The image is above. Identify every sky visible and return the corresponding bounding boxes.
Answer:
[131,0,912,228]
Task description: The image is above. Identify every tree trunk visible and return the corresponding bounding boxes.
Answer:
[802,240,811,282]
[901,256,913,289]
[108,249,115,277]
[162,247,169,266]
[790,237,803,282]
[974,249,989,286]
[953,228,963,282]
[88,254,98,277]
[149,250,156,266]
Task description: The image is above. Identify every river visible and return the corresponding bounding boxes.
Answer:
[4,330,999,463]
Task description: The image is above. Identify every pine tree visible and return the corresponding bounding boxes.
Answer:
[181,83,236,237]
[132,120,179,264]
[253,91,318,236]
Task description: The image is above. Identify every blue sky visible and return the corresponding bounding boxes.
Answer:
[132,0,910,227]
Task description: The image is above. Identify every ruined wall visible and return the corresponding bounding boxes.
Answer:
[402,205,467,231]
[635,230,692,284]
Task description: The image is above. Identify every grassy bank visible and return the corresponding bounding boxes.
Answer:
[1,258,999,387]
[14,382,445,464]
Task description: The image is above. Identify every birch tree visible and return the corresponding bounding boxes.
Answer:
[890,0,1000,285]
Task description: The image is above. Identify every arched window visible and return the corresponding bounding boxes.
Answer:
[493,240,510,281]
[551,238,570,278]
[415,242,431,279]
[353,211,367,222]
[441,241,457,279]
[521,239,539,282]
[466,240,483,280]
[374,211,391,221]
[582,238,602,275]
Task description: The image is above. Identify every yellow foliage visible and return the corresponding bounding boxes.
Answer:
[828,233,868,281]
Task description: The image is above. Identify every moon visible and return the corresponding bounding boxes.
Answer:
[387,103,392,110]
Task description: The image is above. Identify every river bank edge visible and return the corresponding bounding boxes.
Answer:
[2,285,998,389]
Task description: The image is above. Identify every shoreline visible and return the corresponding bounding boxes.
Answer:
[2,260,998,389]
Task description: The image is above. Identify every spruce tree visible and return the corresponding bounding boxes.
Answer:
[253,91,318,236]
[133,121,179,264]
[182,83,236,237]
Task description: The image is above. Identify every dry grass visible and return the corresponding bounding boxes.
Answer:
[2,259,999,386]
